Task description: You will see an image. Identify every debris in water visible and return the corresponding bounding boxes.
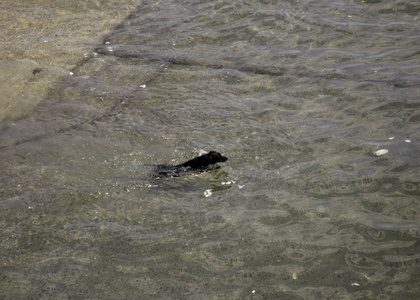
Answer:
[204,189,213,197]
[221,180,235,185]
[373,149,388,156]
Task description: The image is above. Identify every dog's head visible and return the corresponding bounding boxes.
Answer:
[206,151,228,164]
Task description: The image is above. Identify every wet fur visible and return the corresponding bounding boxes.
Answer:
[153,151,228,178]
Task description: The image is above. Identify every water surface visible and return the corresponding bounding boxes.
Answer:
[1,0,419,299]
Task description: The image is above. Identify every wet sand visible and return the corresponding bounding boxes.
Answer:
[0,0,138,122]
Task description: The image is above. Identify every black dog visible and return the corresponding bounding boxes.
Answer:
[153,151,228,178]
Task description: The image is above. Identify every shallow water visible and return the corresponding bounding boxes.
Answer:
[1,0,419,299]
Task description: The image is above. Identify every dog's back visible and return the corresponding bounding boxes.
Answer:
[153,151,228,178]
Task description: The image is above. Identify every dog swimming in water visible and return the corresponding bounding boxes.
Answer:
[153,151,228,178]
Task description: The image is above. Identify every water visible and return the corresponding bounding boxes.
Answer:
[1,0,419,299]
